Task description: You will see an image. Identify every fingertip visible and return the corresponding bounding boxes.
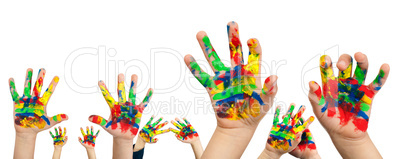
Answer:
[196,31,207,40]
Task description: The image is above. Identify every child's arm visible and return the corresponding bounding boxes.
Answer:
[171,118,203,159]
[88,74,153,159]
[183,21,278,158]
[78,126,99,159]
[259,104,314,159]
[308,52,389,158]
[10,68,68,159]
[50,127,68,159]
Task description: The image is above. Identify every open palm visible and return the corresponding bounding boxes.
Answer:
[308,53,389,139]
[184,21,278,128]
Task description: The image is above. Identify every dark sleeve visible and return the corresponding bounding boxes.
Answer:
[133,144,145,159]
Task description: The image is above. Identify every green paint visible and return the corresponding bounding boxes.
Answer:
[283,105,295,124]
[190,61,212,88]
[318,95,325,105]
[9,80,19,101]
[202,36,230,72]
[354,65,366,85]
[273,108,280,125]
[142,90,153,103]
[129,90,136,105]
[270,131,295,140]
[24,70,33,97]
[53,115,59,122]
[373,69,385,85]
[212,85,243,100]
[360,103,370,112]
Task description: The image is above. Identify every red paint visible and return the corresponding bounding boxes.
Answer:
[33,77,43,96]
[353,118,368,132]
[359,85,374,98]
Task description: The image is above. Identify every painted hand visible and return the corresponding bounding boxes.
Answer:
[308,52,390,139]
[89,73,153,139]
[289,118,319,158]
[171,118,199,143]
[139,116,169,143]
[50,126,68,147]
[266,104,314,155]
[184,21,278,128]
[9,68,68,134]
[79,126,99,149]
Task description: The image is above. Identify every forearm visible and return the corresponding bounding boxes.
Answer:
[330,134,381,159]
[113,137,133,159]
[86,148,96,159]
[14,132,37,159]
[258,148,281,159]
[52,147,62,159]
[202,126,256,158]
[133,137,145,152]
[190,139,203,159]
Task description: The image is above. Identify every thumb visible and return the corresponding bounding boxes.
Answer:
[50,114,68,126]
[88,115,108,129]
[308,81,326,118]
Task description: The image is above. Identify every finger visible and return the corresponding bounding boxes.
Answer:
[51,114,68,123]
[337,54,353,80]
[78,137,83,143]
[245,38,261,75]
[128,74,138,105]
[183,118,190,125]
[170,128,180,135]
[41,76,59,106]
[49,131,55,138]
[98,80,116,109]
[146,115,155,126]
[291,106,306,126]
[353,52,368,84]
[151,117,163,127]
[156,128,170,135]
[32,68,46,97]
[368,64,390,95]
[184,54,213,88]
[261,75,278,96]
[171,120,182,130]
[320,55,336,86]
[196,31,230,72]
[58,126,63,137]
[141,88,153,107]
[294,116,315,133]
[151,138,158,143]
[88,115,108,128]
[23,68,33,97]
[95,130,100,137]
[90,126,94,135]
[86,126,89,135]
[117,73,127,103]
[283,104,295,125]
[55,127,59,136]
[64,136,68,144]
[63,127,67,136]
[175,117,186,127]
[81,127,86,136]
[272,106,281,126]
[227,21,243,66]
[9,78,20,102]
[308,81,326,117]
[155,121,168,130]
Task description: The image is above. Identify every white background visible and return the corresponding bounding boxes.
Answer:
[1,0,401,158]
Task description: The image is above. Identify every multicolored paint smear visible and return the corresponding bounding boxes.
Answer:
[79,126,99,147]
[188,22,274,120]
[89,74,153,136]
[171,118,199,141]
[267,105,314,151]
[9,68,67,129]
[294,118,316,152]
[50,127,67,146]
[139,116,169,143]
[317,55,386,132]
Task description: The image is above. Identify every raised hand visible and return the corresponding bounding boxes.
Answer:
[79,126,99,149]
[138,116,169,143]
[9,68,68,133]
[184,21,278,128]
[171,118,199,143]
[289,118,320,159]
[89,73,153,139]
[308,52,390,139]
[265,104,314,156]
[50,126,68,147]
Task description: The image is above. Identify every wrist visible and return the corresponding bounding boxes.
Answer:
[258,148,282,159]
[330,133,381,159]
[302,153,321,159]
[133,137,145,152]
[190,138,201,146]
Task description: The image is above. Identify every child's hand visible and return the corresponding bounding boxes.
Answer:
[50,126,68,148]
[79,126,99,149]
[265,104,314,157]
[289,118,320,159]
[88,73,153,140]
[139,116,170,143]
[9,68,68,134]
[184,21,278,129]
[308,52,390,139]
[170,118,199,144]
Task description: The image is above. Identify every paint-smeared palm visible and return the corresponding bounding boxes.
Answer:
[266,104,314,155]
[50,126,68,147]
[79,126,99,149]
[139,116,169,143]
[9,68,68,134]
[89,73,153,140]
[185,21,278,128]
[289,119,319,158]
[308,53,390,139]
[171,118,199,143]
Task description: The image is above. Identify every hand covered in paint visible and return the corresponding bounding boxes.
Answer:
[9,68,68,134]
[289,119,320,159]
[50,127,68,148]
[139,116,169,143]
[265,104,314,157]
[171,118,199,143]
[79,126,99,149]
[89,73,153,140]
[184,21,278,128]
[308,52,390,139]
